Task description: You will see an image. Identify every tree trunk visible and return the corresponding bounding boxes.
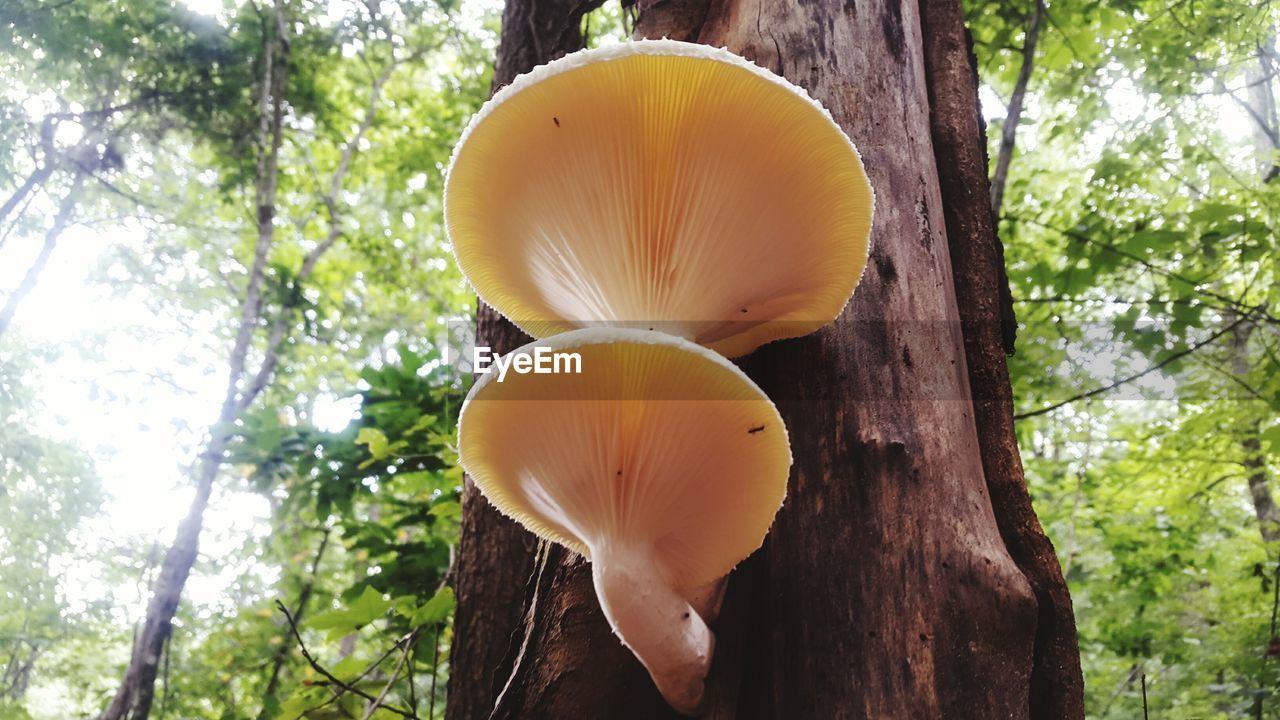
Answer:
[1244,35,1278,179]
[97,4,290,718]
[447,0,1084,717]
[919,3,1084,716]
[1239,43,1280,551]
[443,0,603,717]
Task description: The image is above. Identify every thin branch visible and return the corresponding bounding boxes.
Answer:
[1008,215,1280,325]
[238,50,406,414]
[44,92,164,124]
[0,179,41,251]
[1014,312,1254,420]
[430,620,440,712]
[258,528,332,720]
[361,631,418,720]
[407,631,419,718]
[225,0,288,413]
[0,164,55,227]
[990,0,1045,217]
[275,601,419,719]
[0,171,86,338]
[1187,473,1240,501]
[1192,353,1270,402]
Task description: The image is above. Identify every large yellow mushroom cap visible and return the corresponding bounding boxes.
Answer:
[445,39,874,358]
[457,327,791,589]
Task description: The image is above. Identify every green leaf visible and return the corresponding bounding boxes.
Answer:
[405,413,438,437]
[1262,425,1280,455]
[411,586,455,626]
[307,586,390,635]
[357,427,391,460]
[347,585,392,625]
[429,500,461,520]
[329,654,366,680]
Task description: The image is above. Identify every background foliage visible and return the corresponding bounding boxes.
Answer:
[0,0,1276,718]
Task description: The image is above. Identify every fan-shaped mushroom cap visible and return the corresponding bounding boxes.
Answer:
[459,327,790,586]
[445,39,873,358]
[458,328,790,712]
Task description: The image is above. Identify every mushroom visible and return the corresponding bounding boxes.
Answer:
[445,39,874,358]
[458,328,791,713]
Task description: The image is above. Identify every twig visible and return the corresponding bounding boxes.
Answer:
[427,620,442,712]
[361,630,417,720]
[275,601,419,719]
[1141,673,1149,720]
[1014,312,1254,420]
[407,632,419,717]
[1007,216,1280,325]
[259,529,332,720]
[990,0,1045,217]
[1187,473,1241,501]
[1192,354,1270,402]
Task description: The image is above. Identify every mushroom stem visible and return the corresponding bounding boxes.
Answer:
[591,543,714,716]
[681,576,729,624]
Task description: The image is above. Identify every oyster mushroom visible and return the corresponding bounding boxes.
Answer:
[457,328,791,713]
[445,39,874,358]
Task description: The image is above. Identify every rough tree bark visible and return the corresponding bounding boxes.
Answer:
[447,0,1084,717]
[920,2,1084,716]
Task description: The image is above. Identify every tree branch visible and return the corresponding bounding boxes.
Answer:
[0,171,86,338]
[0,164,55,228]
[990,0,1045,217]
[1008,215,1280,325]
[1014,312,1254,420]
[258,528,331,720]
[361,630,418,720]
[275,601,419,719]
[237,49,405,415]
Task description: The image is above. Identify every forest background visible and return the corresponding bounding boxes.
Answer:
[1,0,1278,717]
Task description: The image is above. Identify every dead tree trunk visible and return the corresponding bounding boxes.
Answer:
[920,3,1084,716]
[447,0,1084,717]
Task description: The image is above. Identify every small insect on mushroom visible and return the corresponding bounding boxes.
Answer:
[458,328,791,715]
[444,38,875,359]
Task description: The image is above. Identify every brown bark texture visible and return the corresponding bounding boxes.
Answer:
[919,1,1084,717]
[447,0,1084,718]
